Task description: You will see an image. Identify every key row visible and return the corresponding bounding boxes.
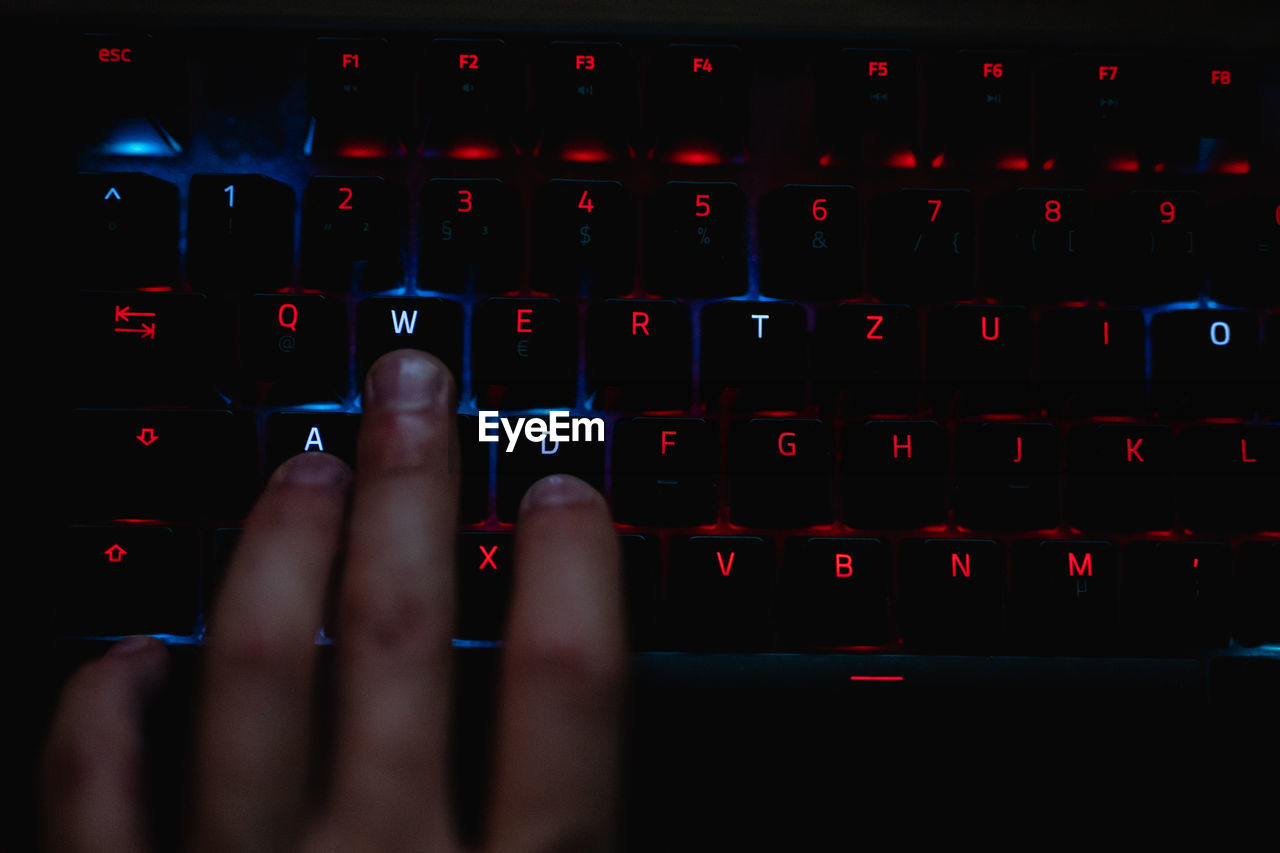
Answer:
[76,292,1280,415]
[57,524,1280,650]
[79,34,1266,167]
[67,411,1278,533]
[77,173,1279,304]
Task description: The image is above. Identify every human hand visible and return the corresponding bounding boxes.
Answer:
[43,349,626,852]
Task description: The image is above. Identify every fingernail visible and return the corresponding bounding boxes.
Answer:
[520,474,599,513]
[107,635,161,659]
[368,351,445,411]
[272,452,351,487]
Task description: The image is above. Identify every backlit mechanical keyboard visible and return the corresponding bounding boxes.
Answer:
[56,23,1280,694]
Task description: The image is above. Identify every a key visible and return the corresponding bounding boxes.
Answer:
[1039,308,1145,415]
[1065,425,1175,531]
[472,298,577,408]
[649,182,747,297]
[239,293,348,402]
[727,419,833,528]
[668,536,771,650]
[264,412,359,473]
[587,299,692,410]
[1151,309,1259,416]
[75,172,179,288]
[68,411,258,521]
[700,300,807,411]
[355,297,464,390]
[898,539,1004,650]
[926,304,1032,413]
[456,532,513,640]
[759,185,858,298]
[611,418,717,526]
[420,178,519,292]
[301,176,401,291]
[1122,541,1228,649]
[779,538,892,647]
[1012,540,1118,651]
[954,423,1058,530]
[58,525,198,636]
[187,174,295,291]
[1178,425,1278,533]
[532,179,634,294]
[842,420,946,528]
[815,304,920,413]
[870,189,974,300]
[495,421,605,521]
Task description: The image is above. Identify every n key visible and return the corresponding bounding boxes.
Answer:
[898,539,1003,650]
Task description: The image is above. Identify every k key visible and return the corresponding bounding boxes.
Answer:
[1065,425,1174,531]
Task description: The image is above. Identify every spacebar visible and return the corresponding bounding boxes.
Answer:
[631,652,1204,689]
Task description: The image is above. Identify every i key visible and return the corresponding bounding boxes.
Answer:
[420,178,519,292]
[759,185,858,298]
[587,299,692,410]
[668,536,770,650]
[533,179,634,294]
[780,538,892,647]
[301,177,400,291]
[611,418,717,526]
[1040,308,1145,415]
[728,419,833,528]
[898,539,1003,650]
[649,182,747,297]
[75,172,179,288]
[700,300,807,411]
[187,174,294,291]
[355,297,464,391]
[472,298,576,407]
[870,189,973,300]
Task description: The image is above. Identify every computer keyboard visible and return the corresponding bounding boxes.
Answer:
[54,19,1279,695]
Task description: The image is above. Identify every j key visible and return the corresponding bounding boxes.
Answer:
[495,422,605,521]
[1122,541,1228,649]
[534,42,630,157]
[301,177,399,291]
[458,414,489,524]
[619,535,662,649]
[611,418,717,526]
[532,180,634,294]
[759,185,858,298]
[73,291,213,406]
[820,49,915,156]
[780,538,891,647]
[870,189,973,299]
[701,300,806,411]
[1065,425,1174,531]
[986,189,1090,300]
[1212,195,1280,307]
[815,304,920,413]
[1040,308,1145,414]
[898,539,1003,650]
[1151,309,1259,416]
[668,536,770,650]
[1012,540,1118,650]
[587,299,691,410]
[423,39,515,151]
[1108,191,1204,301]
[728,419,833,528]
[75,172,178,288]
[954,423,1058,530]
[927,305,1032,412]
[473,299,576,407]
[240,294,347,401]
[1235,541,1280,647]
[58,526,198,636]
[939,52,1029,155]
[652,44,747,159]
[420,179,519,292]
[1178,425,1279,533]
[649,182,747,297]
[68,411,257,520]
[842,421,945,528]
[355,297,464,390]
[456,532,513,639]
[187,174,295,291]
[265,412,360,473]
